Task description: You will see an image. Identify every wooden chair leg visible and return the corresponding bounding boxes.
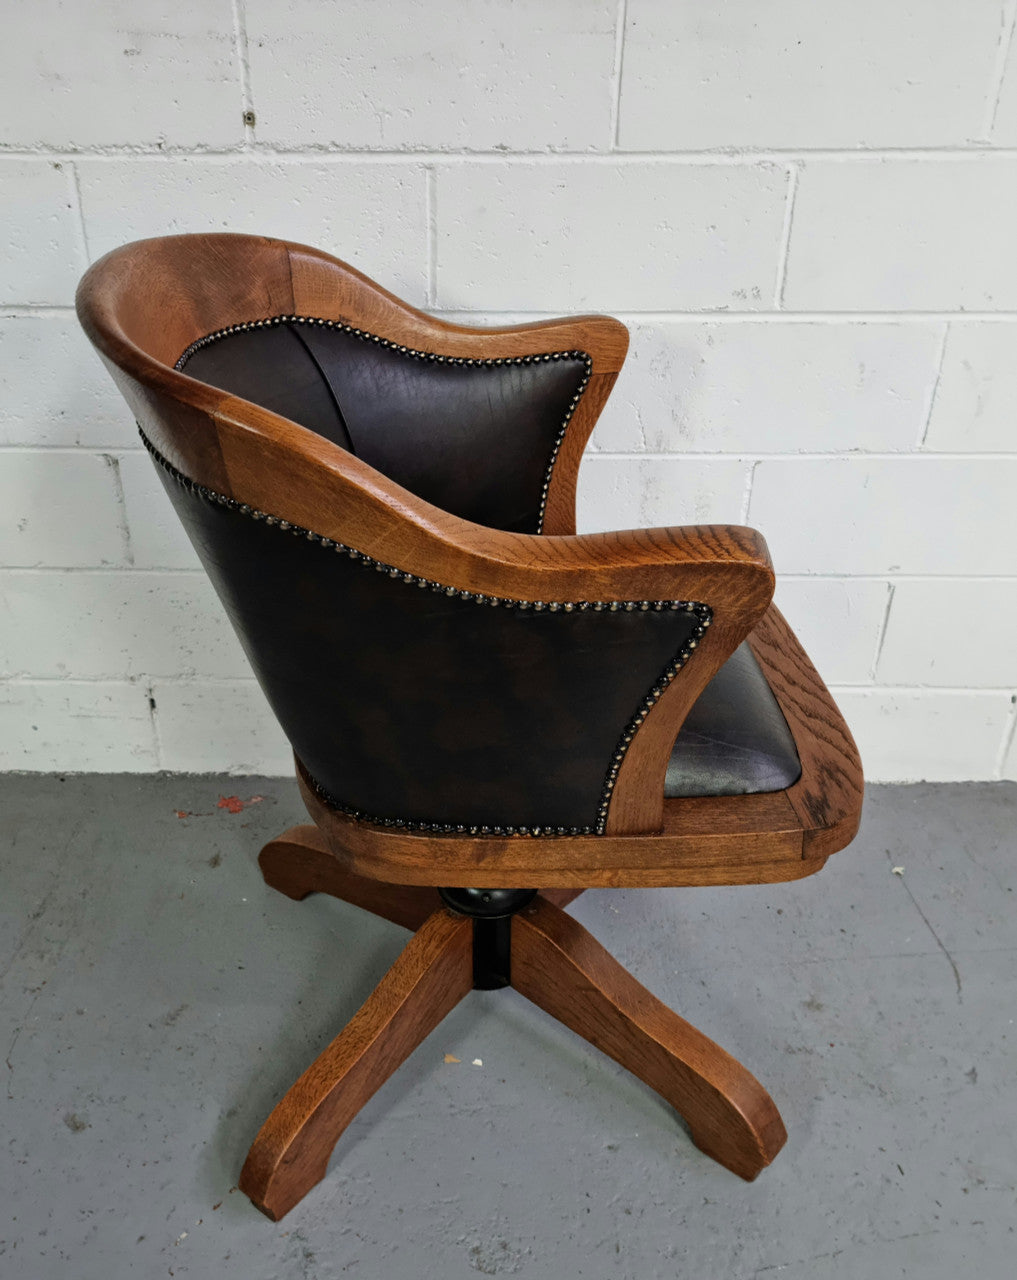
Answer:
[541,888,586,910]
[259,824,441,929]
[511,897,787,1181]
[259,825,585,929]
[239,907,473,1220]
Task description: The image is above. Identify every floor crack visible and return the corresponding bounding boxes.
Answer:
[887,853,963,1003]
[5,1026,21,1100]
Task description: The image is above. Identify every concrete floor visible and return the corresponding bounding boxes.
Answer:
[1,775,1014,1280]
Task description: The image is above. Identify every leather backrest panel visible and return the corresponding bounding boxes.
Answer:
[180,323,353,450]
[156,463,704,832]
[181,321,589,533]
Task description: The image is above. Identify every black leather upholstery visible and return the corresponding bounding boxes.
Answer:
[181,321,588,533]
[666,643,801,797]
[156,463,705,831]
[174,317,800,820]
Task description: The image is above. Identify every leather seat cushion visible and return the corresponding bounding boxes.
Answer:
[665,642,801,797]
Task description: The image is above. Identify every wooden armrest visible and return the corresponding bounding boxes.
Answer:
[84,235,771,840]
[212,406,774,839]
[80,234,627,538]
[113,364,774,843]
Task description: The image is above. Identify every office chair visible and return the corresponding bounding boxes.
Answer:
[77,233,862,1220]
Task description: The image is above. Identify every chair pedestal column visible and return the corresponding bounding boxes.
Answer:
[240,825,786,1220]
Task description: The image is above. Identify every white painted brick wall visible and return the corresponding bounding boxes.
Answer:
[151,681,292,774]
[830,690,1015,784]
[0,572,250,680]
[117,453,204,570]
[436,163,789,311]
[619,1,1006,150]
[76,159,431,305]
[0,160,85,304]
[925,322,1017,451]
[0,452,127,568]
[588,321,943,454]
[0,316,137,447]
[2,1,1016,782]
[0,681,157,771]
[875,581,1017,689]
[773,579,891,687]
[577,457,749,532]
[244,0,619,152]
[784,160,1017,311]
[2,3,240,151]
[748,458,1017,576]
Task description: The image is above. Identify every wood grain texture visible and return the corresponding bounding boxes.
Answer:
[259,824,585,926]
[259,824,441,929]
[76,231,627,533]
[79,232,860,856]
[298,759,829,889]
[77,233,776,835]
[748,604,864,858]
[238,907,473,1220]
[512,898,787,1180]
[77,233,862,1219]
[540,369,619,536]
[293,601,861,885]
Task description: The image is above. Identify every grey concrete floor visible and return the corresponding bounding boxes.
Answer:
[1,775,1015,1280]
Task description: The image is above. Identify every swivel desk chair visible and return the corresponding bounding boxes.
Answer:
[77,233,862,1219]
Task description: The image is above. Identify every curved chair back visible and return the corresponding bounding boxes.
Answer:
[77,235,764,837]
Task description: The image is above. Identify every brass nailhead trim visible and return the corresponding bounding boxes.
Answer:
[175,314,593,533]
[140,428,711,837]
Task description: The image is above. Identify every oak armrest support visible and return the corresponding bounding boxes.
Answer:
[83,234,775,838]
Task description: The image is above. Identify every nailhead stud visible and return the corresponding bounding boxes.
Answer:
[159,319,712,839]
[176,312,592,533]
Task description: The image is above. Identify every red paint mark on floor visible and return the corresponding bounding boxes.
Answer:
[217,795,265,814]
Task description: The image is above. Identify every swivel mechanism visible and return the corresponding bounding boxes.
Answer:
[239,825,788,1221]
[437,886,538,989]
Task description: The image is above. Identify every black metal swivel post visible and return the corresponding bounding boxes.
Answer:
[437,887,538,989]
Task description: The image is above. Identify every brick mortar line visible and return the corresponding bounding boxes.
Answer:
[9,147,1017,162]
[230,0,255,147]
[609,0,628,149]
[3,676,1014,696]
[7,447,1016,461]
[144,679,163,770]
[585,455,1017,465]
[0,676,270,686]
[0,567,211,576]
[7,568,1017,587]
[739,459,758,524]
[993,696,1017,778]
[99,452,132,566]
[870,582,896,682]
[63,160,90,266]
[3,568,1017,583]
[829,686,1017,696]
[773,163,798,308]
[425,166,437,307]
[981,0,1017,141]
[392,311,1017,322]
[917,323,950,447]
[12,307,1017,323]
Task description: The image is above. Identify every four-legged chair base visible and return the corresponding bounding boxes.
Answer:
[239,824,787,1220]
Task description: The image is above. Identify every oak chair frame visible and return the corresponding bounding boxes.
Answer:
[78,234,863,1220]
